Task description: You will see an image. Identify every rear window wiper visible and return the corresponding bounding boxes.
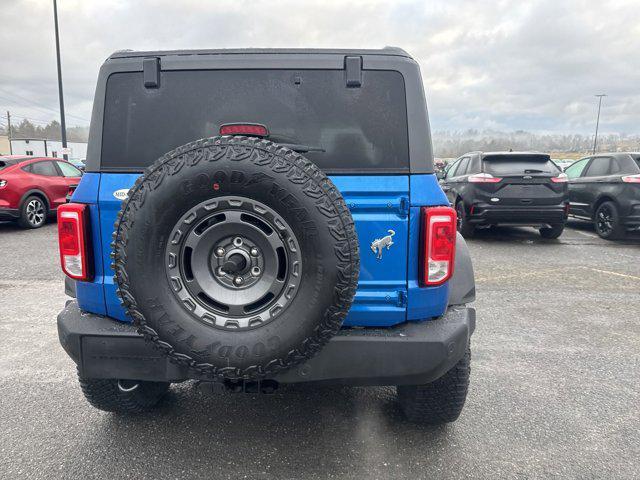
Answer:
[277,143,325,153]
[524,169,545,174]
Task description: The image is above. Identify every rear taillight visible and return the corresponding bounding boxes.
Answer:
[219,123,269,137]
[622,174,640,183]
[420,206,457,287]
[468,173,502,183]
[57,203,92,281]
[551,173,568,183]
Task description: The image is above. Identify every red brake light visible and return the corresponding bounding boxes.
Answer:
[551,173,568,183]
[622,174,640,183]
[219,123,269,137]
[57,203,92,281]
[420,206,457,286]
[468,173,502,183]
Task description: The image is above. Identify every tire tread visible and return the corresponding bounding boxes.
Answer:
[78,372,169,413]
[397,346,471,424]
[111,136,359,380]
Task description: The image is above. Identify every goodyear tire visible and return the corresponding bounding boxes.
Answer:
[112,136,359,380]
[78,373,169,414]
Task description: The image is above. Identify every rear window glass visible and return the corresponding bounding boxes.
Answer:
[632,155,640,170]
[101,69,409,172]
[0,158,17,170]
[482,155,559,175]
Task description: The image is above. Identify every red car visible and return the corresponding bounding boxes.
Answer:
[0,155,82,228]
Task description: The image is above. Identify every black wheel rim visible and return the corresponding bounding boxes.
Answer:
[26,199,45,226]
[165,196,302,330]
[596,205,614,235]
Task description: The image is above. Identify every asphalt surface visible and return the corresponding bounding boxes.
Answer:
[0,220,638,479]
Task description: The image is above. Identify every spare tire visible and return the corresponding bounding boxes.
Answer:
[112,136,359,380]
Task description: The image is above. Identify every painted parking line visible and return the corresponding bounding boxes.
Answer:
[579,266,640,281]
[574,230,598,239]
[477,265,640,283]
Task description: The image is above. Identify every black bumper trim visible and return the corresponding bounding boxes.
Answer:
[57,301,475,386]
[0,208,20,221]
[622,214,640,230]
[469,204,567,226]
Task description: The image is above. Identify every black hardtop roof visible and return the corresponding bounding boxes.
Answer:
[108,46,412,60]
[88,45,434,174]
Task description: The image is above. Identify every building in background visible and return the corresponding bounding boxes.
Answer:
[9,138,87,161]
[0,135,10,155]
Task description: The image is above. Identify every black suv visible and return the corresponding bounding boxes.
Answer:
[565,152,640,239]
[439,152,569,238]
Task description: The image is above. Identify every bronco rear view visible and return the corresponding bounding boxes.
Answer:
[56,48,476,424]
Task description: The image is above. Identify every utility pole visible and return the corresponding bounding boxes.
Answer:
[53,0,68,160]
[6,111,12,154]
[592,94,607,155]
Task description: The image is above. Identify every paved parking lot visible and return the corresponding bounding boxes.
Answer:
[0,220,638,479]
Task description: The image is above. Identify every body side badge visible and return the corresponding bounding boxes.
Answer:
[370,229,395,259]
[113,189,129,200]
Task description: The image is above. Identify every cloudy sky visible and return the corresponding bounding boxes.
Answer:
[0,0,638,134]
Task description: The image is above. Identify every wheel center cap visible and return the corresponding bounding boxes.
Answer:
[222,252,248,274]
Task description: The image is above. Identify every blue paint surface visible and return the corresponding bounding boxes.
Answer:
[331,176,409,326]
[70,174,107,315]
[72,172,451,326]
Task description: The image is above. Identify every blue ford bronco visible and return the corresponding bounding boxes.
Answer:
[56,47,476,424]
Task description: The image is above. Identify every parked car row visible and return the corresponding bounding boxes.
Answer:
[438,151,640,240]
[2,150,638,241]
[564,153,640,239]
[0,155,82,228]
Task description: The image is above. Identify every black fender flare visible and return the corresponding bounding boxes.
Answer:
[448,232,475,306]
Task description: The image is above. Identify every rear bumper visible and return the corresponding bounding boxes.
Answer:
[622,204,640,231]
[0,208,20,221]
[622,215,640,231]
[469,203,567,226]
[57,301,475,386]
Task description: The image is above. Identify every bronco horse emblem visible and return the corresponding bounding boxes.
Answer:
[370,229,396,259]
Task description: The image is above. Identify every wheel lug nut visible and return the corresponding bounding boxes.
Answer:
[234,276,243,285]
[251,267,261,277]
[234,237,243,247]
[215,247,225,257]
[250,248,259,257]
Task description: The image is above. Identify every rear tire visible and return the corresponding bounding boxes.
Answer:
[594,201,625,240]
[397,345,471,424]
[78,373,170,413]
[18,195,47,229]
[539,223,564,239]
[456,200,475,238]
